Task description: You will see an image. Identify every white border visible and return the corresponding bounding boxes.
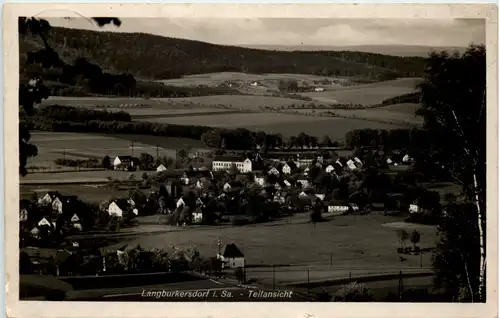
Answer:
[3,3,498,318]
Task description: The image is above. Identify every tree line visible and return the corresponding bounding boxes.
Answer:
[20,24,427,81]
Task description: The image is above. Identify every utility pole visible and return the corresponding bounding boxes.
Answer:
[156,145,159,158]
[398,270,404,300]
[130,141,134,157]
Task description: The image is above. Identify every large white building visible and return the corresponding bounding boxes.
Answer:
[212,156,252,173]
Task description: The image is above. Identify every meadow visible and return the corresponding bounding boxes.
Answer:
[105,213,438,283]
[292,103,423,125]
[300,78,422,105]
[136,113,405,140]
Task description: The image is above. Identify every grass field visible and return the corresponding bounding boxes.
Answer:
[28,132,193,169]
[293,103,423,125]
[136,113,405,140]
[157,72,345,88]
[106,213,438,275]
[300,78,421,105]
[20,183,145,203]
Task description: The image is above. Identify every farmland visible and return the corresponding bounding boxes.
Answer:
[292,103,423,125]
[104,213,438,283]
[135,112,405,140]
[27,132,203,171]
[299,78,422,105]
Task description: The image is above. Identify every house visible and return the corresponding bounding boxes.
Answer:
[254,175,265,186]
[282,163,292,175]
[268,167,280,176]
[30,227,40,239]
[70,214,80,223]
[217,243,245,269]
[283,180,292,187]
[315,194,325,201]
[156,164,167,172]
[346,159,357,171]
[353,157,363,168]
[250,81,259,87]
[212,156,252,173]
[409,204,421,214]
[176,198,186,209]
[386,158,393,165]
[299,191,308,198]
[38,217,51,228]
[19,208,28,222]
[327,202,350,215]
[38,191,61,206]
[325,165,335,173]
[192,209,203,224]
[297,178,309,188]
[223,182,232,192]
[108,201,128,218]
[113,156,136,171]
[314,87,325,92]
[335,158,343,167]
[402,154,412,164]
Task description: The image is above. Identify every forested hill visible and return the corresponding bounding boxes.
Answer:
[20,26,426,81]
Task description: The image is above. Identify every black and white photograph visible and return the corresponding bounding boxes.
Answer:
[4,3,497,317]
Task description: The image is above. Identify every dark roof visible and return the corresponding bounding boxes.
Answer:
[220,243,244,258]
[116,156,134,161]
[213,155,248,162]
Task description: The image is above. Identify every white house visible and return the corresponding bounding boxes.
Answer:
[314,87,325,92]
[297,179,309,188]
[335,159,343,167]
[327,204,350,215]
[113,156,135,170]
[386,158,393,165]
[268,167,280,176]
[156,164,167,172]
[217,243,245,269]
[283,180,292,187]
[70,214,80,223]
[127,198,136,207]
[402,154,412,163]
[354,157,363,167]
[192,211,203,224]
[212,156,253,173]
[38,218,51,227]
[304,167,309,176]
[19,209,28,222]
[254,176,265,186]
[223,182,232,191]
[315,194,325,201]
[51,197,63,214]
[325,165,335,173]
[176,198,186,209]
[250,81,259,87]
[108,201,124,218]
[409,204,421,214]
[299,191,308,198]
[282,164,292,175]
[30,227,40,239]
[346,159,357,171]
[38,191,59,206]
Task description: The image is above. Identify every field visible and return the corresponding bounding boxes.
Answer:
[105,213,438,283]
[300,78,422,105]
[293,103,423,125]
[27,132,208,171]
[157,72,345,88]
[20,184,143,203]
[136,112,405,140]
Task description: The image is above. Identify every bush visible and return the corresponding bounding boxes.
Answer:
[333,282,374,302]
[231,216,251,226]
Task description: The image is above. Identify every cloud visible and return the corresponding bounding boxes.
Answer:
[45,17,485,47]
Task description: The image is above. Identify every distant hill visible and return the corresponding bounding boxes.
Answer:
[20,26,426,80]
[242,44,467,58]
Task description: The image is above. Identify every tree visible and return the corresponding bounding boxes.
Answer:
[102,155,111,169]
[321,135,332,147]
[18,17,121,176]
[228,163,239,175]
[417,45,486,300]
[410,230,421,251]
[139,152,155,170]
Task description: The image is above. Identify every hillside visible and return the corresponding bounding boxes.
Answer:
[242,44,467,58]
[19,26,426,81]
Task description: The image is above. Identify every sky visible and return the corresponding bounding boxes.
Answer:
[46,17,485,47]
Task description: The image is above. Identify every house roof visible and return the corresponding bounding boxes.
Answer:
[213,155,248,162]
[116,156,134,161]
[220,243,244,258]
